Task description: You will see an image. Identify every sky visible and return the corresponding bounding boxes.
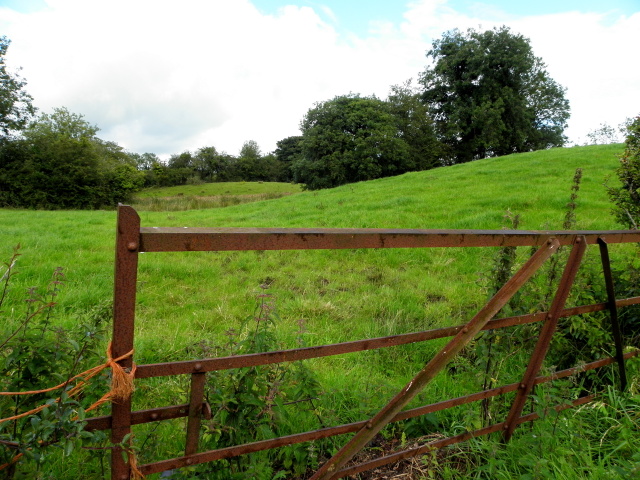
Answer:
[0,0,638,158]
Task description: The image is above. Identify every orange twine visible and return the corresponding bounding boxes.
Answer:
[127,444,145,480]
[0,342,142,478]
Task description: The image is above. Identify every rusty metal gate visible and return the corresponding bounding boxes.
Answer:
[85,205,640,479]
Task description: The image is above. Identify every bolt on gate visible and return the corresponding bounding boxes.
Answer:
[86,205,640,479]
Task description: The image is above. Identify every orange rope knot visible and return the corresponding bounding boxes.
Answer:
[85,343,136,412]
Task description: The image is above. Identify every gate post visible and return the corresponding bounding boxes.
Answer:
[111,205,140,480]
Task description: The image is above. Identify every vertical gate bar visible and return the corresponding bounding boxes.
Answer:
[111,205,141,480]
[597,238,628,390]
[503,236,587,442]
[310,238,561,480]
[185,372,207,456]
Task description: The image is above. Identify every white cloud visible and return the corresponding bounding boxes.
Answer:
[512,11,640,143]
[0,0,638,157]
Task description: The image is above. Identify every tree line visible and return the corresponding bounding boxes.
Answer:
[2,26,574,208]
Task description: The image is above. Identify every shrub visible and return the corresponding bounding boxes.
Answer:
[608,115,640,228]
[0,246,110,478]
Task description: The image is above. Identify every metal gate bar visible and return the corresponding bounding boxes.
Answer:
[137,227,640,252]
[111,206,141,480]
[83,298,640,433]
[598,238,628,390]
[336,394,597,479]
[503,236,587,441]
[133,295,640,379]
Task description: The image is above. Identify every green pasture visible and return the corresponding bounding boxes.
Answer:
[2,144,638,478]
[1,143,627,377]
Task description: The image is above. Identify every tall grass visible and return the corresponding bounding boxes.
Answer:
[134,181,302,198]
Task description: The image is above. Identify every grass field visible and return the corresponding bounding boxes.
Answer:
[2,144,639,478]
[3,145,626,355]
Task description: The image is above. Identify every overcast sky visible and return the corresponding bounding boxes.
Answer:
[1,0,638,158]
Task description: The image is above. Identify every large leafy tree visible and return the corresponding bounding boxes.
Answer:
[234,140,284,182]
[293,94,412,190]
[387,81,444,170]
[192,146,236,182]
[420,26,570,163]
[0,36,35,138]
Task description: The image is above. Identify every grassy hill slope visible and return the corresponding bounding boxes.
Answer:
[1,144,626,353]
[2,144,637,478]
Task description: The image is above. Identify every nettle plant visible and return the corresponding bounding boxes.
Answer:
[471,168,639,427]
[176,287,326,480]
[0,246,110,479]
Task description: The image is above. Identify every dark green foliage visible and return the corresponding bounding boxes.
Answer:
[420,26,570,163]
[293,94,414,190]
[192,146,234,182]
[0,108,144,209]
[387,81,444,171]
[234,140,284,182]
[0,37,35,138]
[607,115,640,228]
[274,136,303,183]
[146,142,287,188]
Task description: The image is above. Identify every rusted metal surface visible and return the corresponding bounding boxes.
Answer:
[503,236,587,441]
[135,296,640,379]
[138,227,640,252]
[85,403,209,431]
[185,372,207,455]
[310,239,561,480]
[598,238,628,390]
[107,206,640,479]
[111,205,140,480]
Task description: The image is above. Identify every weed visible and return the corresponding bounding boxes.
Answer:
[0,246,110,479]
[169,287,325,478]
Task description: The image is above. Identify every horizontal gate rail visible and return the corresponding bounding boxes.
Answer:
[86,348,639,434]
[138,227,640,252]
[106,205,640,479]
[134,296,640,379]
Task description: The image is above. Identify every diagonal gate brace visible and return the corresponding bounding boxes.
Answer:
[503,235,587,441]
[310,237,561,480]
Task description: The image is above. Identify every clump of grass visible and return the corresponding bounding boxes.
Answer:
[130,192,293,211]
